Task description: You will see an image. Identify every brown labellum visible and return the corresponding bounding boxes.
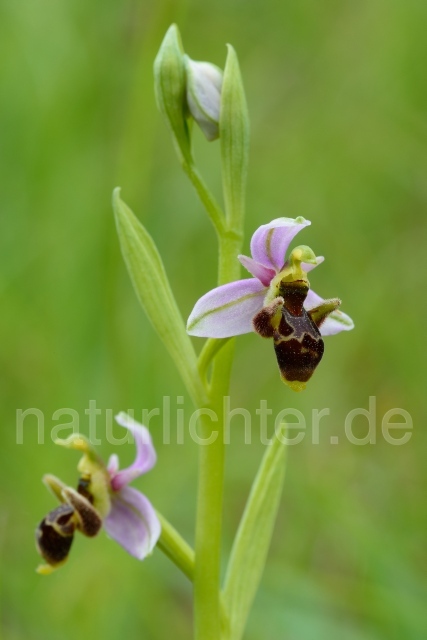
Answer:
[253,280,340,392]
[35,504,76,567]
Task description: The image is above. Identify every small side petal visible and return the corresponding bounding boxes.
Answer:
[303,255,324,273]
[104,486,161,560]
[62,487,103,537]
[238,255,276,286]
[187,279,266,338]
[110,413,157,491]
[250,217,311,271]
[305,289,354,336]
[107,454,119,476]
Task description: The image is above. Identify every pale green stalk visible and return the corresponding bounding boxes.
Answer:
[194,234,241,640]
[193,44,248,640]
[194,340,234,639]
[197,337,231,387]
[156,512,195,582]
[183,162,226,238]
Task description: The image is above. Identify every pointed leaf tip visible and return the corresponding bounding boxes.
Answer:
[223,428,287,639]
[220,44,249,229]
[112,193,207,407]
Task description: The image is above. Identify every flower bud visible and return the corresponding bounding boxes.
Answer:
[184,56,223,141]
[154,25,192,164]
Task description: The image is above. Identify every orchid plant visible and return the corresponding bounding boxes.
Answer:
[35,24,353,640]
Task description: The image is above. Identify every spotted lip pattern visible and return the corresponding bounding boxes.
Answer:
[274,307,324,384]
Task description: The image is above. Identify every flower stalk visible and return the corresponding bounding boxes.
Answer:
[194,340,235,639]
[191,42,248,640]
[156,511,195,582]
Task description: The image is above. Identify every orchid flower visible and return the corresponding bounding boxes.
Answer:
[36,413,161,574]
[187,217,354,391]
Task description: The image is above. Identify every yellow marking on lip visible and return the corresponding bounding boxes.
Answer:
[281,377,306,393]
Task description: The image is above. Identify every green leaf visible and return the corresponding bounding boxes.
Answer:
[153,24,193,167]
[112,188,207,407]
[223,426,287,640]
[219,45,250,231]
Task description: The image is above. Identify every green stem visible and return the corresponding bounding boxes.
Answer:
[183,162,226,238]
[198,337,231,388]
[156,511,195,582]
[194,231,241,640]
[218,231,243,285]
[194,340,234,639]
[178,74,245,636]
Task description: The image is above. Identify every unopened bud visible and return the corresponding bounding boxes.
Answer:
[184,56,223,141]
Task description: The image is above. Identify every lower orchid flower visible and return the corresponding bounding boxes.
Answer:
[35,413,161,574]
[187,217,354,391]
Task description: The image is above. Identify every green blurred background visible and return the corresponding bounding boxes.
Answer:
[1,0,426,638]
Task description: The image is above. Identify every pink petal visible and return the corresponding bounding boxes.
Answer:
[187,278,267,338]
[104,486,161,560]
[110,413,156,491]
[304,289,354,336]
[238,255,276,286]
[250,217,311,271]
